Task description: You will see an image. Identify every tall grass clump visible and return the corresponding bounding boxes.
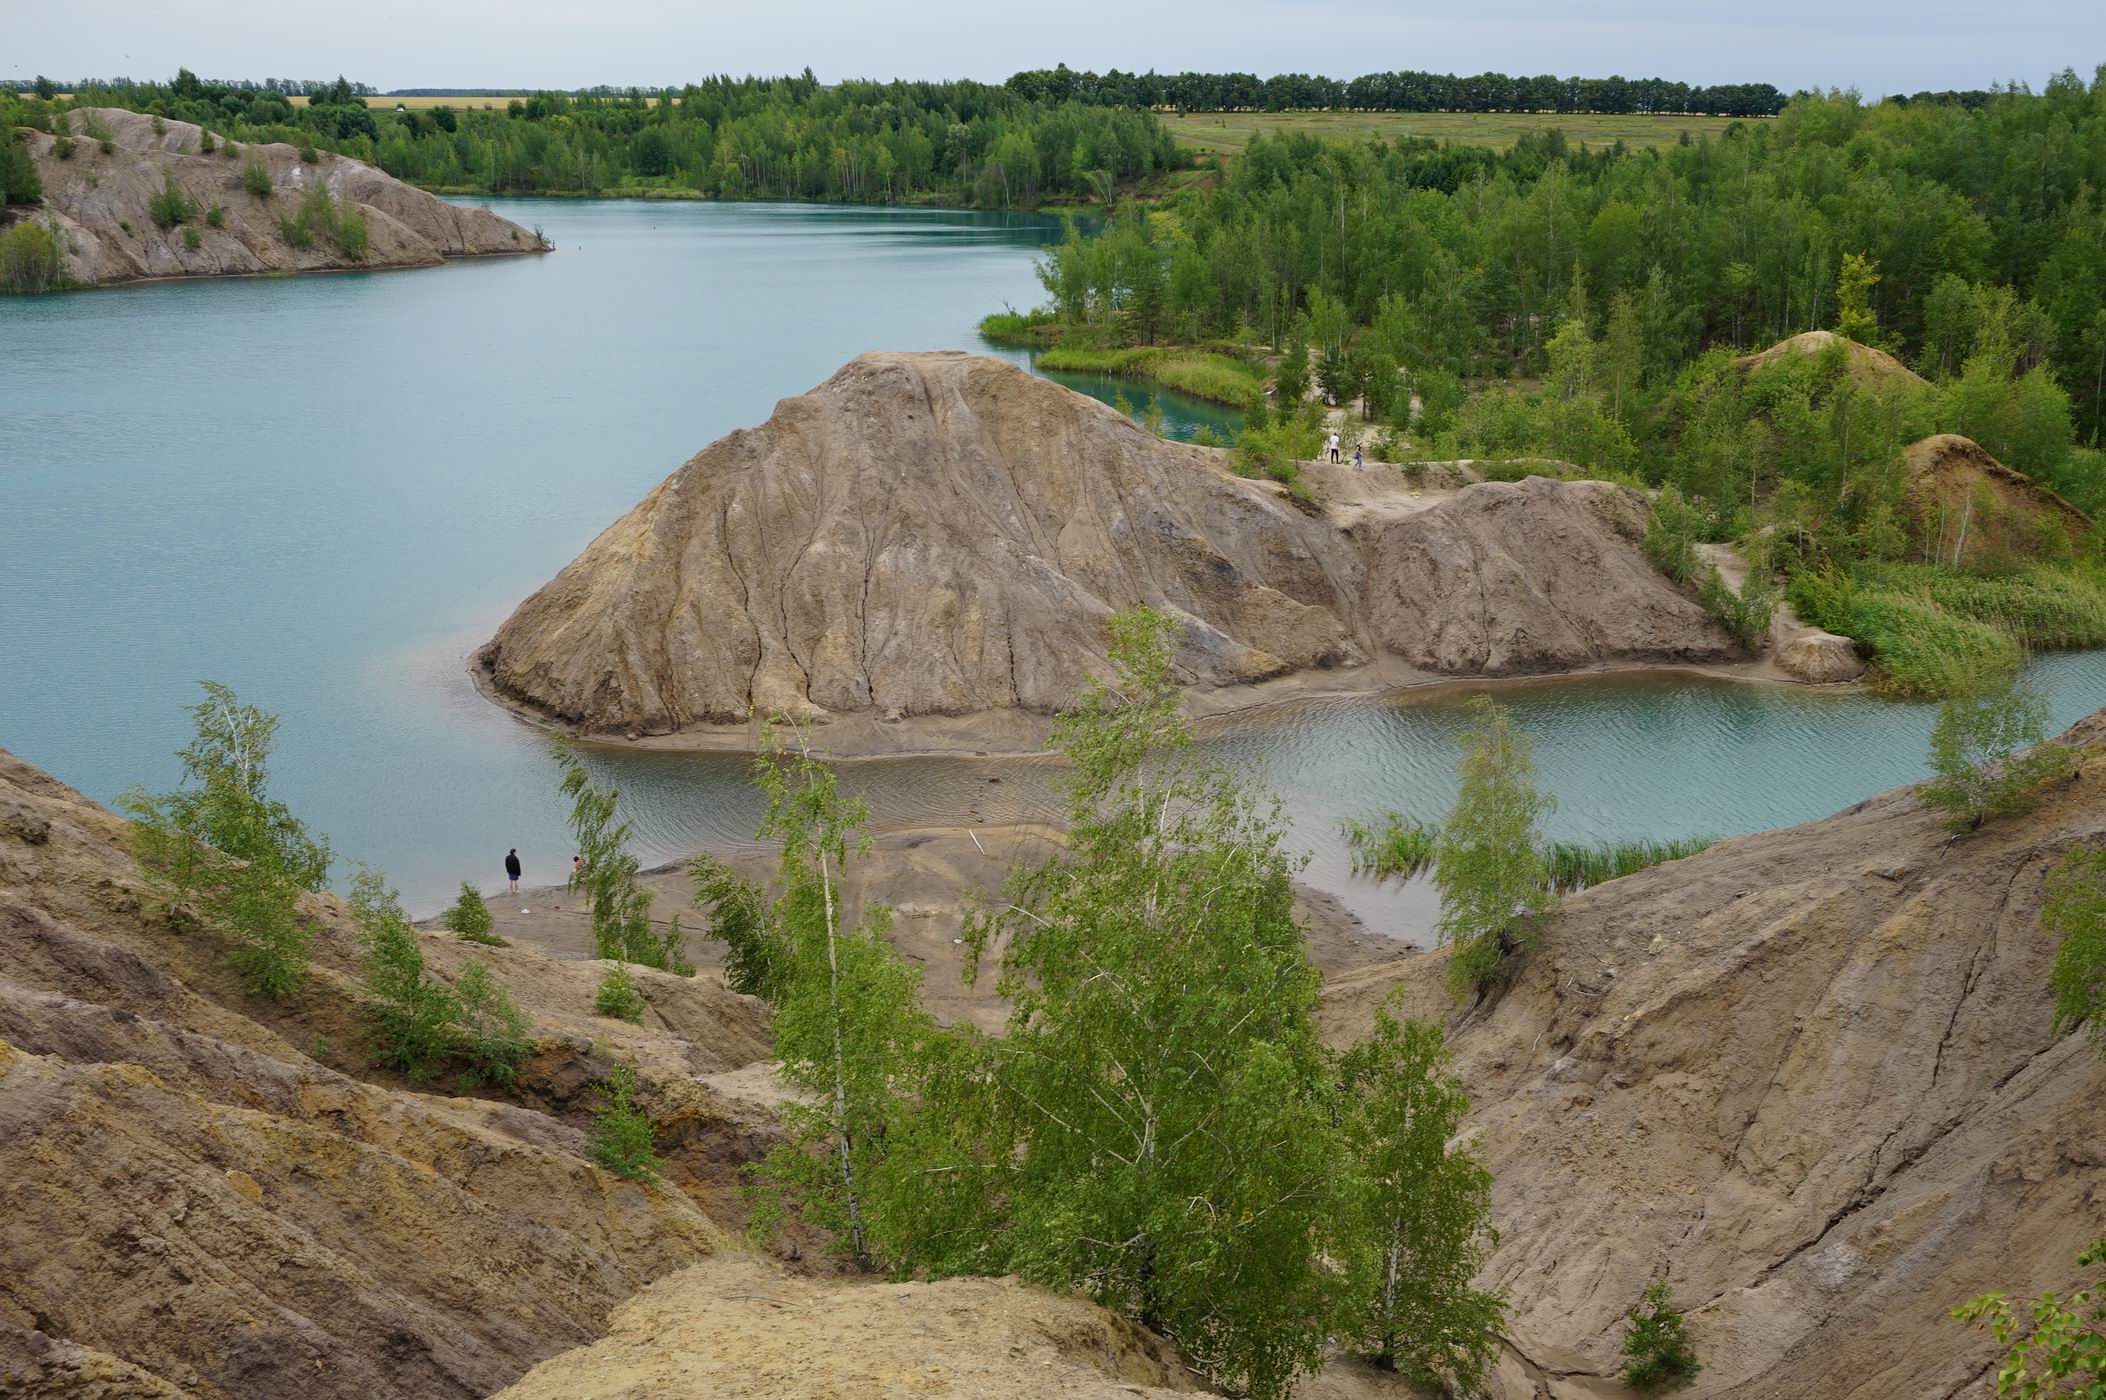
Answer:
[1789,569,2023,697]
[1342,812,1439,880]
[1544,837,1713,893]
[1037,346,1261,405]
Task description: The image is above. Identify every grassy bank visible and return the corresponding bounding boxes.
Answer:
[1790,562,2106,697]
[1343,814,1711,893]
[1035,347,1260,405]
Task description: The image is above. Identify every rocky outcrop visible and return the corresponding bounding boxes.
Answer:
[1906,432,2093,567]
[491,1253,1206,1400]
[14,107,544,286]
[1323,709,2106,1398]
[478,353,1736,746]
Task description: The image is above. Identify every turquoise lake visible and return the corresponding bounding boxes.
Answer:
[5,196,2104,931]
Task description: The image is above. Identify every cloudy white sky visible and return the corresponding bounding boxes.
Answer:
[13,0,2103,96]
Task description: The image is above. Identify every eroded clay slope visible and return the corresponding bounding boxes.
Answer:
[0,746,770,1400]
[478,352,1734,743]
[17,107,545,285]
[1323,711,2106,1399]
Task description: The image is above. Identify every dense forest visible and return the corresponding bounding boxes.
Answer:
[0,71,1180,207]
[1005,64,1790,117]
[1001,70,2106,695]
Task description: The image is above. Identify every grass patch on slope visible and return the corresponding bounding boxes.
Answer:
[1344,813,1711,893]
[1035,346,1261,405]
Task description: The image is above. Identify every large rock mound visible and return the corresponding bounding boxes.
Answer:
[14,107,545,286]
[1323,710,2106,1398]
[1905,432,2093,565]
[478,353,1734,745]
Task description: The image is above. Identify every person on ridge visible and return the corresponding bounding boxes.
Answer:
[1327,432,1341,463]
[505,848,522,894]
[1353,443,1365,470]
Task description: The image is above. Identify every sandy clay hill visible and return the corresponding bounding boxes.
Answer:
[1905,432,2094,566]
[477,352,1738,750]
[13,107,545,285]
[1735,329,1930,386]
[3,696,2103,1397]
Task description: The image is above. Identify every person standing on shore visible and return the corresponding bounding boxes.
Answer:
[505,848,522,894]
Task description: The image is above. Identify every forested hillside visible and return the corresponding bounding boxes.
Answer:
[0,71,1179,207]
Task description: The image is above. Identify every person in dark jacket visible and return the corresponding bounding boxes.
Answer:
[505,848,522,894]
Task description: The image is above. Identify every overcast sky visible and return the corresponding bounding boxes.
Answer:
[14,0,2103,98]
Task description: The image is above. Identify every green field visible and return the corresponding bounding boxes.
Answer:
[1163,108,1750,154]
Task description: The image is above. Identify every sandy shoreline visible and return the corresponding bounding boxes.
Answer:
[470,645,1853,762]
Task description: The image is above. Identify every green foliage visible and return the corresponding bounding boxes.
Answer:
[589,1065,663,1181]
[1233,411,1322,487]
[1621,1277,1703,1394]
[348,868,460,1082]
[1952,1237,2106,1398]
[298,144,319,164]
[181,225,200,250]
[595,961,648,1023]
[1435,696,1555,999]
[555,739,689,971]
[0,218,66,293]
[147,173,195,229]
[741,727,936,1269]
[204,204,222,227]
[1919,674,2072,831]
[1697,565,1776,651]
[1543,837,1713,892]
[438,881,493,937]
[1343,811,1439,880]
[2043,847,2106,1057]
[1336,1006,1505,1391]
[124,682,331,1000]
[1789,569,2024,698]
[450,956,533,1090]
[958,606,1352,1397]
[0,131,42,204]
[1033,345,1259,404]
[1274,331,1311,409]
[1644,486,1705,584]
[277,183,368,258]
[1835,251,1884,348]
[690,852,787,1000]
[241,155,272,197]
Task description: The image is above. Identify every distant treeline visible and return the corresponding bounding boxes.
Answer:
[0,71,1180,208]
[1005,65,1789,117]
[4,74,377,96]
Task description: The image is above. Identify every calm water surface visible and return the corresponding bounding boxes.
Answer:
[4,197,2103,934]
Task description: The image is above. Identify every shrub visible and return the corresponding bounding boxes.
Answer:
[333,204,368,259]
[558,740,692,971]
[1698,565,1775,652]
[181,225,200,250]
[0,131,41,204]
[690,852,786,1000]
[1436,695,1555,1000]
[451,957,533,1091]
[118,218,132,234]
[350,869,459,1082]
[299,144,319,164]
[205,204,222,227]
[124,682,331,1001]
[199,130,215,153]
[1644,486,1703,585]
[1621,1278,1702,1394]
[1789,570,2020,697]
[1952,1237,2104,1397]
[438,881,493,938]
[589,1065,663,1181]
[1918,675,2072,831]
[241,156,273,198]
[0,219,66,293]
[1342,811,1439,881]
[595,961,648,1023]
[2044,846,2106,1058]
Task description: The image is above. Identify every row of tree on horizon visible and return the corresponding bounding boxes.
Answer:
[4,65,2026,115]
